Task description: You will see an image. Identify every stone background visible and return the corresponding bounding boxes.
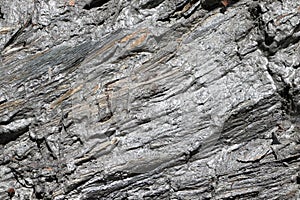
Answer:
[0,0,300,199]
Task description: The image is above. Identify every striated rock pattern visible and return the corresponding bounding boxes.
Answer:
[0,0,300,199]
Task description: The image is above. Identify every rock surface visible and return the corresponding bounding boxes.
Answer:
[0,0,300,199]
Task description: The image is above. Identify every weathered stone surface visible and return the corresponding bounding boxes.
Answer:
[0,0,300,199]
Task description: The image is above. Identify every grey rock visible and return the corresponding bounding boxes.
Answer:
[0,0,300,199]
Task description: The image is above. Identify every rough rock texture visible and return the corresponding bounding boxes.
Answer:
[0,0,300,199]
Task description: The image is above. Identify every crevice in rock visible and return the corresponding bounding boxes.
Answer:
[3,16,32,49]
[248,2,263,20]
[140,0,164,9]
[183,143,202,162]
[9,167,34,189]
[83,0,110,10]
[201,0,222,11]
[277,84,295,113]
[0,7,4,19]
[0,124,30,145]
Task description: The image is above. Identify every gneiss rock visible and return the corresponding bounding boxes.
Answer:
[0,0,300,199]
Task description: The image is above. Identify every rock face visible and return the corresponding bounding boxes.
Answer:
[0,0,300,199]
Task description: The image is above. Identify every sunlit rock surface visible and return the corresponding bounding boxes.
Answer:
[0,0,300,199]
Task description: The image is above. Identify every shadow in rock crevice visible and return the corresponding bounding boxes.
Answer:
[83,0,110,10]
